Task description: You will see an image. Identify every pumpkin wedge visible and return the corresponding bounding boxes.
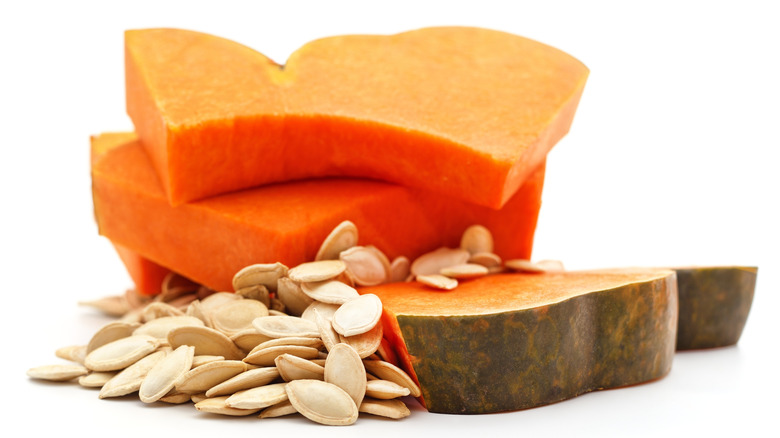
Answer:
[91,132,544,292]
[125,27,588,208]
[359,270,678,414]
[673,266,757,350]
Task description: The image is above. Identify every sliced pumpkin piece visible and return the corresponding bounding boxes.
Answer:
[91,132,544,292]
[125,27,588,208]
[359,270,678,414]
[111,243,171,296]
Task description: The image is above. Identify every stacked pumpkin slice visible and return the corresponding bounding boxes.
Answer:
[88,27,756,415]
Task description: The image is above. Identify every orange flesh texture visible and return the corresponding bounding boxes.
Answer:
[91,133,545,292]
[360,270,676,405]
[125,27,588,208]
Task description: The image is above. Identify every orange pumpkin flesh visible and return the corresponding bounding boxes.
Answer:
[91,132,545,292]
[125,27,588,208]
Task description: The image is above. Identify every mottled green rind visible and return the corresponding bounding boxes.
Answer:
[674,267,757,350]
[396,274,677,414]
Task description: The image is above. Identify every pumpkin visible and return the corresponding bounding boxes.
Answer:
[125,27,588,208]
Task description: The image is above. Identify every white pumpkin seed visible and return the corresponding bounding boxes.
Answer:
[175,360,247,394]
[55,345,87,365]
[141,301,185,321]
[234,284,271,307]
[276,353,326,381]
[26,364,88,381]
[139,344,195,403]
[78,371,117,388]
[133,315,205,339]
[259,400,298,418]
[410,247,470,277]
[468,251,503,268]
[251,315,319,338]
[339,322,383,358]
[389,256,411,283]
[226,382,288,410]
[276,277,313,317]
[301,301,341,323]
[416,274,458,290]
[99,350,166,399]
[365,379,411,399]
[440,263,489,279]
[195,396,261,416]
[331,294,382,337]
[285,379,359,426]
[315,220,359,261]
[535,259,565,272]
[363,360,421,397]
[460,224,494,254]
[86,321,141,354]
[205,367,281,398]
[211,299,269,336]
[191,355,225,368]
[359,398,411,419]
[313,309,340,352]
[167,325,244,360]
[288,260,346,283]
[324,343,366,408]
[243,345,321,367]
[504,259,545,273]
[300,280,359,305]
[339,246,390,286]
[230,328,273,352]
[84,335,160,372]
[232,262,288,291]
[159,389,192,404]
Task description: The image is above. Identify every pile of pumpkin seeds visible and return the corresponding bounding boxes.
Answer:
[27,221,562,425]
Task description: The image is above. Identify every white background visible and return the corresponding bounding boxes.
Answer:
[2,1,778,436]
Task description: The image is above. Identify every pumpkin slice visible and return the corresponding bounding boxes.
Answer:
[125,27,588,208]
[111,243,171,296]
[359,270,678,414]
[91,132,544,292]
[673,266,757,350]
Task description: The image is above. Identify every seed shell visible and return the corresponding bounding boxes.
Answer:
[315,220,359,261]
[331,294,383,337]
[358,398,411,419]
[26,364,89,382]
[84,335,161,372]
[324,343,366,408]
[285,380,359,426]
[226,382,289,410]
[205,367,281,398]
[195,396,261,416]
[99,350,167,399]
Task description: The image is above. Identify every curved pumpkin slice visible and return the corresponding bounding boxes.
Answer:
[91,132,544,292]
[125,27,588,208]
[359,270,678,414]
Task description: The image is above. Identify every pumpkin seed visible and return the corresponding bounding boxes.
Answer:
[79,295,129,317]
[133,315,205,339]
[252,336,324,352]
[205,367,281,398]
[243,345,321,367]
[276,353,326,381]
[26,364,89,381]
[167,325,244,360]
[252,315,319,338]
[331,294,382,337]
[259,400,298,418]
[232,262,288,292]
[315,220,359,261]
[99,350,167,399]
[313,309,340,352]
[55,345,87,365]
[84,334,161,372]
[339,321,383,358]
[226,382,289,410]
[211,299,269,336]
[234,284,271,307]
[159,389,192,404]
[288,260,346,283]
[139,344,195,403]
[324,343,366,408]
[389,256,411,283]
[363,360,421,397]
[365,379,411,399]
[276,277,313,317]
[535,259,565,272]
[301,301,341,323]
[78,371,116,388]
[410,247,470,277]
[286,380,359,426]
[440,263,489,279]
[175,360,247,394]
[468,251,503,268]
[504,258,545,273]
[416,274,458,290]
[194,396,260,416]
[300,279,360,305]
[339,245,390,286]
[359,398,411,419]
[141,301,185,321]
[460,224,494,254]
[191,355,225,368]
[87,321,141,354]
[230,328,273,352]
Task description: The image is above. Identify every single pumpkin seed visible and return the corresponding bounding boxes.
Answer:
[232,262,288,292]
[141,301,185,321]
[251,315,319,338]
[259,399,298,418]
[86,321,141,354]
[416,274,458,291]
[226,382,289,410]
[301,301,341,323]
[139,344,195,403]
[275,354,326,381]
[362,360,421,397]
[324,343,366,408]
[276,277,313,317]
[99,350,167,399]
[84,334,160,372]
[133,315,205,339]
[285,379,359,426]
[339,245,390,286]
[191,355,225,368]
[331,293,383,337]
[315,220,359,261]
[167,325,244,360]
[535,259,565,272]
[243,345,321,367]
[365,379,411,399]
[314,309,340,352]
[468,251,503,268]
[440,263,489,279]
[460,224,494,254]
[205,367,281,398]
[410,247,470,277]
[252,336,324,352]
[211,299,269,336]
[195,396,261,416]
[300,280,360,305]
[26,364,89,381]
[175,360,247,394]
[389,256,411,283]
[230,328,273,352]
[79,295,129,317]
[159,389,192,404]
[339,322,383,358]
[78,371,117,388]
[359,398,411,419]
[504,259,545,273]
[288,260,346,283]
[55,345,87,365]
[234,284,271,307]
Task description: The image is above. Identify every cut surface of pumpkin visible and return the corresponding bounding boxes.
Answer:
[91,133,544,292]
[359,270,678,414]
[125,27,588,208]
